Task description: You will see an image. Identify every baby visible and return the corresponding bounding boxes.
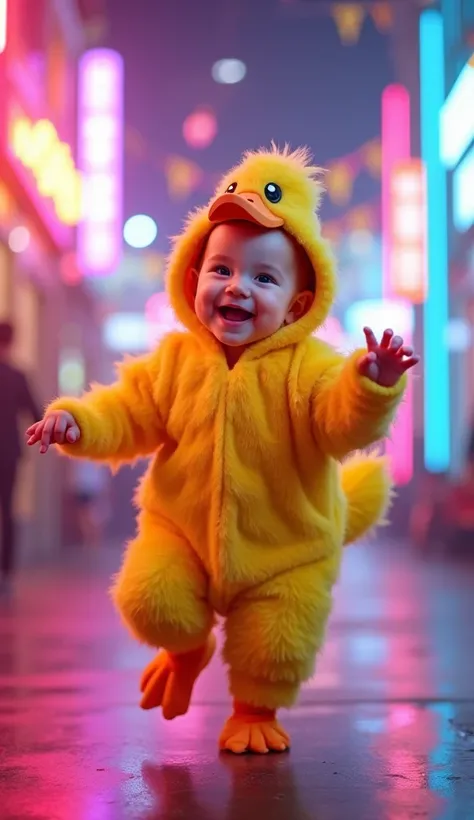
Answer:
[27,146,419,754]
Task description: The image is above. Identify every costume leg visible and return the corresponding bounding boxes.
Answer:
[112,511,215,719]
[220,553,341,753]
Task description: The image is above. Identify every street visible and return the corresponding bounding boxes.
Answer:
[1,540,473,819]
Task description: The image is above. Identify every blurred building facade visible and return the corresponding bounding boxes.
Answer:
[441,0,474,473]
[0,0,106,557]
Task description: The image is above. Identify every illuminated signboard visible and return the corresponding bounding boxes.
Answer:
[389,159,427,304]
[453,144,474,233]
[380,85,414,486]
[381,84,410,299]
[9,114,82,226]
[77,48,124,276]
[440,56,474,169]
[420,9,450,473]
[0,0,7,55]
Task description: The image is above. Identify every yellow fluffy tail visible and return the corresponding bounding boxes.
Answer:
[340,453,394,546]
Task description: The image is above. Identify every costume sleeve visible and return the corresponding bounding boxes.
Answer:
[46,353,166,462]
[310,348,406,460]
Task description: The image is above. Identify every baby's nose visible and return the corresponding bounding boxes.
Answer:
[226,279,250,297]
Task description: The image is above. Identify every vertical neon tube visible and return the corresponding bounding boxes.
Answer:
[420,10,450,472]
[0,0,7,54]
[381,84,413,485]
[78,49,124,276]
[381,84,411,297]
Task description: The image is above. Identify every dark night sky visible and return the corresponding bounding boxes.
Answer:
[105,0,395,251]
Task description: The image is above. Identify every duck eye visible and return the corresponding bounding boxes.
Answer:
[264,182,282,203]
[226,182,238,193]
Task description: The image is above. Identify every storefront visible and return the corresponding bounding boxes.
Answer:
[440,27,474,474]
[0,0,84,557]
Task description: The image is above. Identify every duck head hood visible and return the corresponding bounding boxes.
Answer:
[166,144,338,353]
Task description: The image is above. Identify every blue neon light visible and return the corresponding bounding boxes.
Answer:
[420,10,450,473]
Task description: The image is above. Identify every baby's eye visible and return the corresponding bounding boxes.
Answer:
[256,273,277,285]
[215,265,231,276]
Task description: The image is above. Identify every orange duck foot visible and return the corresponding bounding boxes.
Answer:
[219,703,291,754]
[139,633,216,720]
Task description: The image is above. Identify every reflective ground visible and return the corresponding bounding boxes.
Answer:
[1,541,473,819]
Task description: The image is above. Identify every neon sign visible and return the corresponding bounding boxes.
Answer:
[420,9,450,473]
[77,48,124,276]
[390,159,427,304]
[381,84,410,299]
[0,0,7,55]
[9,115,82,226]
[440,56,474,169]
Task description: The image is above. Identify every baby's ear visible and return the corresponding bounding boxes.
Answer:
[286,290,313,324]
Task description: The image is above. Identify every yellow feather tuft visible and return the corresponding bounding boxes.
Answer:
[340,452,395,545]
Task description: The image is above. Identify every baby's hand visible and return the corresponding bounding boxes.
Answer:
[358,327,419,388]
[26,411,80,454]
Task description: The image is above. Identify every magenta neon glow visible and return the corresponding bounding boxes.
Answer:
[145,291,183,347]
[0,0,7,54]
[77,49,124,276]
[381,84,413,485]
[381,84,411,299]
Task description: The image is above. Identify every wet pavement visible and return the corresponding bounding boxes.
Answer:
[1,540,474,819]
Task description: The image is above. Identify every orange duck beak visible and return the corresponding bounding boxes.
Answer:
[208,191,284,229]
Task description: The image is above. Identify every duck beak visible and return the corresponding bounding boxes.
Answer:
[208,192,284,229]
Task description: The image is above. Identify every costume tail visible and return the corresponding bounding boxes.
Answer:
[340,453,394,546]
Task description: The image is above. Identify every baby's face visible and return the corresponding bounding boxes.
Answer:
[194,222,313,352]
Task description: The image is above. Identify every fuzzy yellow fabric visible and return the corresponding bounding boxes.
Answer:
[47,146,407,734]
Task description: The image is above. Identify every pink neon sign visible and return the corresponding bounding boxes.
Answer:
[390,159,427,304]
[381,84,410,299]
[77,49,124,276]
[145,291,183,347]
[0,0,7,55]
[381,84,413,486]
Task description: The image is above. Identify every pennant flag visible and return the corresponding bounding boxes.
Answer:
[370,3,394,34]
[347,205,375,231]
[362,139,382,178]
[326,161,354,206]
[332,4,365,45]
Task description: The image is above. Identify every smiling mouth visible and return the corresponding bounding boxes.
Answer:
[218,306,255,322]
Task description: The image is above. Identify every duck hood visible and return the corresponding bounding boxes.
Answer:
[166,145,338,357]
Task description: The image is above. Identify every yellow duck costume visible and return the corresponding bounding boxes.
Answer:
[48,145,406,754]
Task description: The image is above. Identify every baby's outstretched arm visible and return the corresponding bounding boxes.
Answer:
[311,326,419,460]
[26,352,166,462]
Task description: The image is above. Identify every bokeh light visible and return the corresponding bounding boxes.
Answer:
[348,229,375,256]
[60,252,82,285]
[8,226,30,253]
[212,58,246,84]
[123,214,157,249]
[182,108,217,149]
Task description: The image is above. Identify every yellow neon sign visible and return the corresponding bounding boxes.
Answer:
[10,116,82,226]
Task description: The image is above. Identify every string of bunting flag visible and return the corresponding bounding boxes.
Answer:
[322,199,380,244]
[125,124,381,209]
[329,0,434,45]
[331,2,393,44]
